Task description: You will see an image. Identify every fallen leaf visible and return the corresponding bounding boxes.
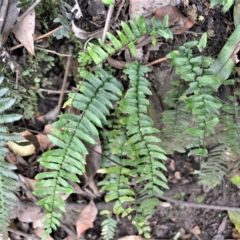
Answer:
[34,227,54,240]
[36,133,54,152]
[19,175,37,191]
[72,20,103,40]
[154,6,195,35]
[71,1,83,19]
[12,9,35,55]
[17,206,44,222]
[129,0,181,19]
[6,130,39,156]
[7,140,35,156]
[174,171,181,180]
[191,225,201,235]
[76,200,98,237]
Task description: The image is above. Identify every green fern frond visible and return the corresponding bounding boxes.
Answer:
[99,62,168,238]
[34,68,123,238]
[100,210,117,240]
[166,42,222,157]
[79,15,173,67]
[197,145,229,188]
[0,77,22,240]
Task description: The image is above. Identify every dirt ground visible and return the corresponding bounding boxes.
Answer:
[5,0,240,239]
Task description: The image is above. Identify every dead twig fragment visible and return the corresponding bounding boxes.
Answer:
[146,57,168,66]
[158,195,240,212]
[102,0,115,42]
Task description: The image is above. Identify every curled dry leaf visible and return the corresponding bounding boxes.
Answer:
[12,9,35,55]
[107,57,127,69]
[72,20,103,40]
[76,200,98,238]
[154,6,195,35]
[71,1,83,19]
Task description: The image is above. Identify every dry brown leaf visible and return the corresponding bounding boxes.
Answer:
[72,20,103,40]
[34,227,54,240]
[154,6,195,35]
[12,9,35,55]
[5,151,18,165]
[129,0,180,19]
[76,200,98,237]
[36,133,54,152]
[17,206,44,222]
[191,225,201,235]
[43,124,53,134]
[19,175,37,191]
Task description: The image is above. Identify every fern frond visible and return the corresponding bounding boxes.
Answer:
[166,42,222,157]
[197,145,229,188]
[100,210,117,240]
[99,62,168,238]
[0,77,22,240]
[34,68,123,238]
[79,15,173,67]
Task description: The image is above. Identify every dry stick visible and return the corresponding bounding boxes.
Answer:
[35,46,72,57]
[158,195,240,213]
[114,0,125,22]
[146,56,168,66]
[10,26,62,51]
[102,1,115,42]
[39,88,71,94]
[56,46,73,115]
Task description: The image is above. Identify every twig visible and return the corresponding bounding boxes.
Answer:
[146,57,168,66]
[7,227,41,240]
[102,1,115,42]
[114,0,125,22]
[17,0,42,23]
[158,195,240,212]
[10,26,62,51]
[39,88,71,94]
[56,46,73,114]
[35,46,73,57]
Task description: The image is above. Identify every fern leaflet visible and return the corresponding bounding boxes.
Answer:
[0,77,22,240]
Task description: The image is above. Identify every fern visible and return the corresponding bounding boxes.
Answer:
[198,79,240,187]
[33,67,123,238]
[0,77,22,240]
[99,62,168,238]
[165,41,222,156]
[78,15,173,68]
[100,210,117,240]
[34,15,173,238]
